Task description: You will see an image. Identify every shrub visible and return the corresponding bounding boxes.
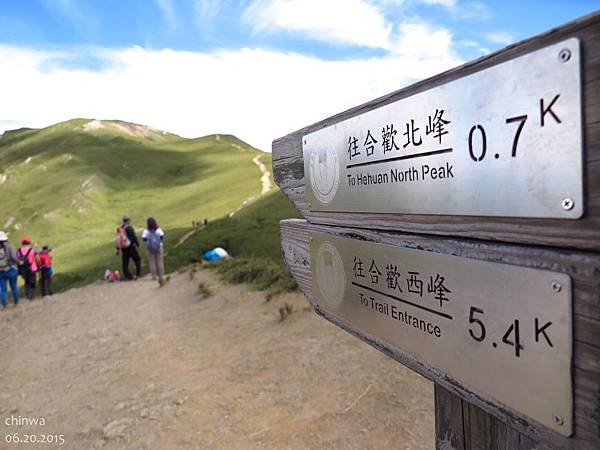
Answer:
[207,257,297,298]
[198,282,211,299]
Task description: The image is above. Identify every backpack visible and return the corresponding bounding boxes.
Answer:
[115,225,131,249]
[0,246,9,270]
[146,230,162,253]
[18,247,33,277]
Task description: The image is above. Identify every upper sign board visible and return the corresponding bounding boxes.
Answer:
[303,39,583,218]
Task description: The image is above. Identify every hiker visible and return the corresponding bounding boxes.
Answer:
[142,217,165,286]
[17,236,38,300]
[0,231,22,309]
[38,246,53,297]
[115,216,141,280]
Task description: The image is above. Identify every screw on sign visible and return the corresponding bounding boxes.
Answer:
[561,198,574,211]
[551,280,563,293]
[558,48,571,63]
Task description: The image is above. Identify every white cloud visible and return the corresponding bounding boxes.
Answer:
[415,0,456,7]
[195,0,222,21]
[485,31,515,46]
[154,0,177,29]
[454,1,492,21]
[457,39,490,56]
[377,0,456,7]
[243,0,392,49]
[0,44,463,151]
[242,0,460,61]
[390,21,454,58]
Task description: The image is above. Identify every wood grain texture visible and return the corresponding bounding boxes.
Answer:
[280,219,600,450]
[273,12,600,251]
[435,385,538,450]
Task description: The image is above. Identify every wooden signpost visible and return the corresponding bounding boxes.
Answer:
[273,12,600,450]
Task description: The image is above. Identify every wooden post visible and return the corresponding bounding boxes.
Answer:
[434,384,539,450]
[273,12,600,450]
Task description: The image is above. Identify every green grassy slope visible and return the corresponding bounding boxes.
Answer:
[165,189,301,295]
[165,188,299,267]
[0,119,287,291]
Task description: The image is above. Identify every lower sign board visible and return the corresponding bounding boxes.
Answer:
[310,232,572,435]
[303,38,582,218]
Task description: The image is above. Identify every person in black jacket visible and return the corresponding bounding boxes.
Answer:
[115,216,142,280]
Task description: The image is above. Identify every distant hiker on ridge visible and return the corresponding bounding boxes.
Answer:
[17,236,38,300]
[142,217,165,286]
[39,245,54,297]
[115,216,141,281]
[0,231,22,309]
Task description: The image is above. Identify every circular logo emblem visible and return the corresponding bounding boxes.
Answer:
[315,241,345,308]
[309,146,340,204]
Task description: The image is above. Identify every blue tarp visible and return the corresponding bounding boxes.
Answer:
[202,247,229,262]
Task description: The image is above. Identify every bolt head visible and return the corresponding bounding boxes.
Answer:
[561,198,574,211]
[558,48,571,63]
[553,415,564,426]
[551,280,562,293]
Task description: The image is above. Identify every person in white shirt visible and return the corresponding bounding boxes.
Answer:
[141,217,165,286]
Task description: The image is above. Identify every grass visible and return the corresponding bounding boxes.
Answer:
[165,190,300,297]
[209,257,298,298]
[279,302,294,322]
[0,119,300,295]
[197,282,211,299]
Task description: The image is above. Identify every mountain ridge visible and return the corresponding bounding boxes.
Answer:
[0,118,261,148]
[0,117,275,291]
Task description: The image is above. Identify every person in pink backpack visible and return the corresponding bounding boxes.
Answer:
[17,236,39,300]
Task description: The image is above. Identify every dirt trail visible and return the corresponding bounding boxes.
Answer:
[227,154,272,218]
[174,228,202,249]
[0,271,434,449]
[252,155,272,195]
[217,133,272,195]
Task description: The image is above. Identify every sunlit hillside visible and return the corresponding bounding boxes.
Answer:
[0,119,286,290]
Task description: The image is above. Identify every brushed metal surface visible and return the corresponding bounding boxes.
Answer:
[303,38,582,218]
[310,232,572,435]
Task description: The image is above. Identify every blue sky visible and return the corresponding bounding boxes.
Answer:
[0,1,597,150]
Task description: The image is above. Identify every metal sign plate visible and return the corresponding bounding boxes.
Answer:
[310,232,572,435]
[303,39,582,218]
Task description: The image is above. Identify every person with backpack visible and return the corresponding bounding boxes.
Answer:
[0,231,22,309]
[38,246,53,297]
[142,217,165,286]
[17,236,38,300]
[115,216,141,280]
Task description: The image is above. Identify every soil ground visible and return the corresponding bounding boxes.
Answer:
[0,270,434,449]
